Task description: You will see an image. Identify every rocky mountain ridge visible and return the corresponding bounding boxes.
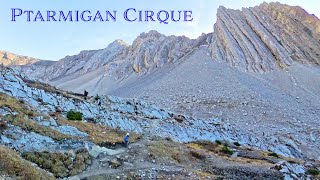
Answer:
[0,51,41,66]
[16,31,212,83]
[11,2,320,87]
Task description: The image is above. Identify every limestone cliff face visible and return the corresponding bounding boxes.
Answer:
[0,51,40,66]
[17,31,211,81]
[211,2,320,72]
[10,2,320,82]
[108,31,211,78]
[128,31,192,73]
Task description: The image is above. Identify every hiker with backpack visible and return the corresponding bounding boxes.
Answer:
[124,133,130,148]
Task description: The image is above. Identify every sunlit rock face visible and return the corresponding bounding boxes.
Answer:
[0,51,40,66]
[211,2,320,72]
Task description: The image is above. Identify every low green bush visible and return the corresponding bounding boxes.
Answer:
[220,145,233,155]
[94,94,100,101]
[66,110,83,121]
[307,168,320,176]
[268,152,279,158]
[215,140,222,145]
[233,142,241,147]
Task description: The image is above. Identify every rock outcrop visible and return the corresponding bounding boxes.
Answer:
[211,2,320,72]
[125,31,210,75]
[0,65,314,159]
[0,65,249,146]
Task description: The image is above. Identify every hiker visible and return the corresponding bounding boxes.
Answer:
[0,122,7,131]
[97,98,102,106]
[84,90,88,100]
[124,133,130,147]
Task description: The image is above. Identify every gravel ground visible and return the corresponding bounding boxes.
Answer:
[109,47,320,160]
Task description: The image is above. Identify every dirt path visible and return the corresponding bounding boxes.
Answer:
[68,135,288,180]
[69,138,184,179]
[72,163,183,179]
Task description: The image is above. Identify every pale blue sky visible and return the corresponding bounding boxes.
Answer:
[0,0,319,60]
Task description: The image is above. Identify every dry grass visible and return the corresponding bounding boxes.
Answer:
[56,117,142,145]
[0,93,142,145]
[147,140,189,164]
[0,93,43,119]
[187,141,219,153]
[192,170,217,179]
[147,140,216,165]
[0,146,55,180]
[189,141,236,156]
[190,150,206,160]
[4,115,74,141]
[188,142,204,149]
[22,149,91,178]
[189,141,293,167]
[0,93,27,114]
[0,93,75,141]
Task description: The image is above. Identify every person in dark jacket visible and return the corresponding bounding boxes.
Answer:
[124,133,130,147]
[84,90,88,100]
[97,98,102,106]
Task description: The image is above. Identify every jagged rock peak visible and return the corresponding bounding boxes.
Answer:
[109,39,129,47]
[138,30,165,39]
[211,2,320,72]
[131,30,167,48]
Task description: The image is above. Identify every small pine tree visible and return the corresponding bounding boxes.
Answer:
[307,168,320,175]
[66,110,83,121]
[221,145,233,155]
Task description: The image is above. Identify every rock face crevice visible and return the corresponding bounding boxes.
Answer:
[211,2,320,72]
